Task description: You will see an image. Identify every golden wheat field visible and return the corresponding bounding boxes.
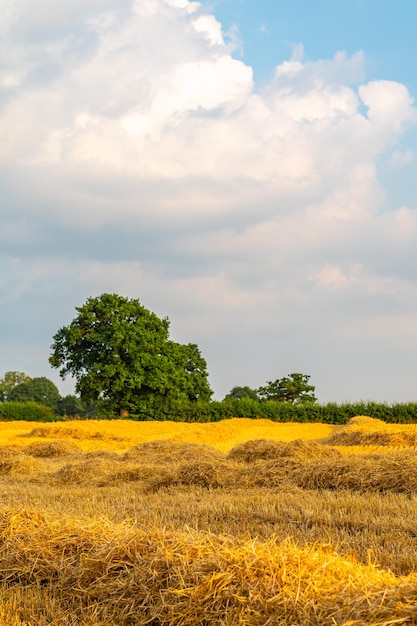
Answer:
[1,416,417,625]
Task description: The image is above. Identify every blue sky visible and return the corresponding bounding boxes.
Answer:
[215,1,417,85]
[1,0,417,403]
[215,0,417,212]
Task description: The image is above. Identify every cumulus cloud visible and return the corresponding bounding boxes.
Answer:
[389,149,414,168]
[1,0,417,401]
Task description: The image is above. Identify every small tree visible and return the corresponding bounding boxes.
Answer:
[224,386,259,401]
[49,293,212,417]
[55,395,86,417]
[9,377,61,409]
[0,371,31,401]
[258,373,317,404]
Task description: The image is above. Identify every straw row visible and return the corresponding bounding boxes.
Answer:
[2,439,417,493]
[327,415,417,447]
[1,509,417,625]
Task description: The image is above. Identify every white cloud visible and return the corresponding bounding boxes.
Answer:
[389,149,415,168]
[192,14,223,45]
[311,264,362,290]
[359,80,417,131]
[1,0,417,401]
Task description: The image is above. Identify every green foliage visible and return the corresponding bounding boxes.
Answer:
[0,371,31,402]
[258,373,317,404]
[9,377,61,409]
[0,401,54,421]
[224,386,260,401]
[50,293,212,417]
[55,395,86,417]
[162,341,212,403]
[141,399,417,424]
[75,398,417,424]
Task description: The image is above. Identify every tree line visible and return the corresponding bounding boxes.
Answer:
[47,293,316,417]
[0,370,317,420]
[1,293,416,423]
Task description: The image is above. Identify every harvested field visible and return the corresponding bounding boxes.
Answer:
[0,418,336,453]
[0,417,415,624]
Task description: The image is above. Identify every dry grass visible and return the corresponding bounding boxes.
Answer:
[327,415,417,448]
[0,418,336,453]
[0,417,416,624]
[226,438,288,462]
[23,440,81,458]
[53,457,122,486]
[145,459,242,492]
[0,509,417,625]
[105,463,163,485]
[228,438,342,463]
[26,425,126,443]
[0,454,44,479]
[0,445,21,458]
[84,449,122,461]
[291,450,417,493]
[124,438,223,463]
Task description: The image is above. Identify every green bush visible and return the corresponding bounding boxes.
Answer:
[0,401,54,421]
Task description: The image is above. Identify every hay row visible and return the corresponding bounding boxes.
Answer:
[327,415,417,447]
[1,439,417,494]
[26,426,125,442]
[328,429,417,447]
[0,509,417,625]
[227,438,342,462]
[145,451,417,494]
[124,438,223,463]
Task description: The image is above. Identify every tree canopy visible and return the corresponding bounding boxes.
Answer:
[0,371,31,402]
[55,395,86,417]
[49,293,212,416]
[258,373,317,404]
[224,386,260,401]
[8,376,61,409]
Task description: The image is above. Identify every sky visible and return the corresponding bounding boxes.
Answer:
[1,0,417,404]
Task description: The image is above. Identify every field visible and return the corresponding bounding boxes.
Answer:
[0,417,417,624]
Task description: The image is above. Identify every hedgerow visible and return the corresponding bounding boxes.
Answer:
[0,401,54,421]
[143,399,417,424]
[1,398,417,424]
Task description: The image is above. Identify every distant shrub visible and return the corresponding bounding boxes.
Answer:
[0,402,54,421]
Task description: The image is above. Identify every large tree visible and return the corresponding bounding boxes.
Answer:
[258,373,317,404]
[163,341,212,403]
[49,293,212,416]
